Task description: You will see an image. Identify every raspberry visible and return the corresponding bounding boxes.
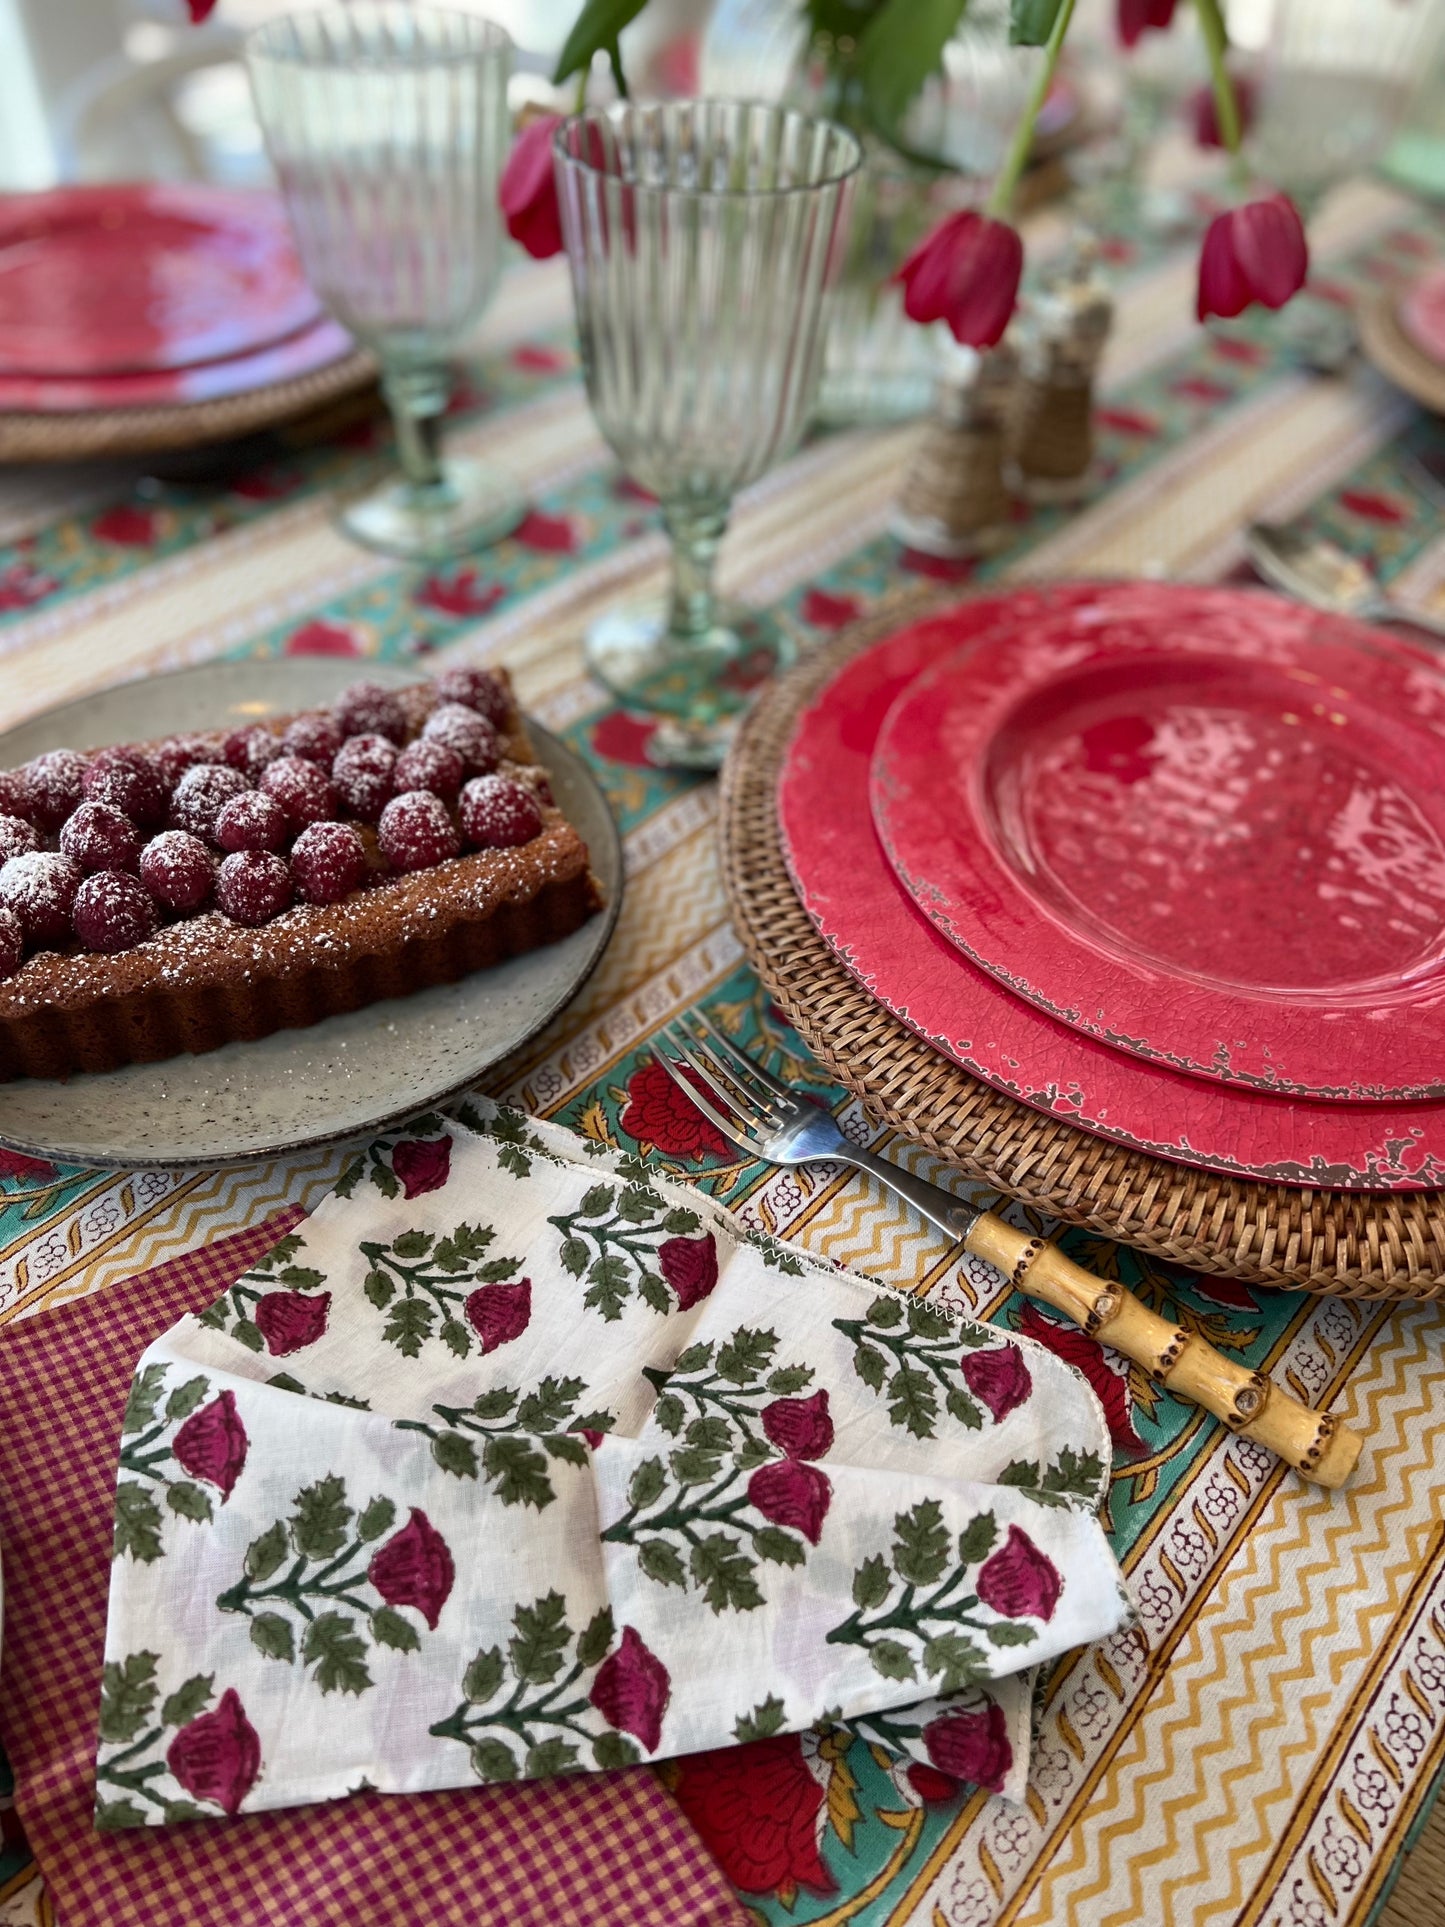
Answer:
[0,814,40,864]
[170,764,250,843]
[0,851,82,946]
[282,712,344,765]
[422,702,500,774]
[378,791,459,872]
[216,790,288,854]
[72,870,156,954]
[290,820,366,905]
[0,769,31,822]
[24,749,86,831]
[82,748,165,826]
[139,831,214,912]
[333,679,406,744]
[223,725,284,782]
[151,734,215,791]
[259,755,335,831]
[59,802,140,874]
[217,849,292,926]
[433,664,509,726]
[330,734,396,823]
[392,738,464,803]
[0,905,22,981]
[459,775,543,850]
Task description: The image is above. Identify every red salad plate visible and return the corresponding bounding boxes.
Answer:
[1399,265,1445,366]
[779,583,1445,1189]
[0,185,322,379]
[870,585,1445,1104]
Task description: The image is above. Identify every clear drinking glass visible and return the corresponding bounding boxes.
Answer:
[246,4,522,562]
[555,100,861,768]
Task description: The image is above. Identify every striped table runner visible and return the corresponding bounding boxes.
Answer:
[3,162,1445,1927]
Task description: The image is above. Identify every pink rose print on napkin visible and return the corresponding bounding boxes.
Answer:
[977,1525,1062,1621]
[921,1699,1013,1794]
[368,1508,455,1630]
[253,1290,331,1356]
[588,1625,670,1752]
[747,1460,832,1546]
[171,1390,248,1498]
[165,1688,261,1817]
[658,1233,718,1310]
[959,1343,1032,1424]
[463,1276,532,1353]
[761,1389,834,1461]
[390,1136,452,1199]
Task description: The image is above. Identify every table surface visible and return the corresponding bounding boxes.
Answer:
[3,158,1445,1927]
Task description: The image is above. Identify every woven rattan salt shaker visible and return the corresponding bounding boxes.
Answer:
[889,339,1019,560]
[1008,246,1113,503]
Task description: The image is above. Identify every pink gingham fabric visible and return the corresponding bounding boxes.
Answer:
[0,1215,749,1927]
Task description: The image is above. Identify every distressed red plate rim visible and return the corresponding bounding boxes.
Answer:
[778,582,1445,1189]
[870,585,1445,1103]
[0,184,322,380]
[1398,264,1445,366]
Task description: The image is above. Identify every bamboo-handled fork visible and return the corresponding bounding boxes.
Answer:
[654,1018,1361,1490]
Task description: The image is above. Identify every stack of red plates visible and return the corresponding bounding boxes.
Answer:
[778,581,1445,1191]
[0,184,351,413]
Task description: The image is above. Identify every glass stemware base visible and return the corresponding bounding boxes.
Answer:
[585,603,795,770]
[337,455,524,563]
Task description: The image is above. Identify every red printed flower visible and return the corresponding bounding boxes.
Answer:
[658,1232,719,1310]
[760,1389,834,1461]
[283,619,362,658]
[92,505,159,547]
[800,587,862,630]
[515,509,578,552]
[1118,0,1177,47]
[592,710,659,767]
[921,1699,1013,1793]
[501,114,564,259]
[620,1057,730,1161]
[254,1290,331,1356]
[896,210,1023,349]
[588,1625,670,1752]
[747,1458,831,1546]
[0,563,56,611]
[1191,74,1256,149]
[960,1342,1033,1424]
[171,1389,248,1499]
[0,1148,55,1182]
[1340,489,1407,525]
[977,1524,1062,1622]
[165,1688,260,1816]
[1017,1306,1143,1452]
[415,570,506,618]
[390,1136,452,1199]
[1197,194,1309,322]
[906,1762,963,1804]
[367,1507,455,1630]
[464,1276,532,1353]
[672,1735,835,1899]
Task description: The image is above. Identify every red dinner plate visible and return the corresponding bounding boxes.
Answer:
[871,585,1445,1104]
[1399,265,1445,366]
[0,185,321,379]
[778,584,1445,1189]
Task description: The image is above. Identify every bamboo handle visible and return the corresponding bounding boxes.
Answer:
[963,1213,1361,1489]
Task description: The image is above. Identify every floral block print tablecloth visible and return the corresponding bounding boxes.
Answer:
[97,1108,1129,1827]
[6,157,1445,1927]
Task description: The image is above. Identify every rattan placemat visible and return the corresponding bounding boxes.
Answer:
[718,592,1445,1300]
[0,347,377,462]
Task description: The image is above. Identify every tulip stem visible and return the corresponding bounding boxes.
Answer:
[986,0,1077,221]
[1193,0,1242,158]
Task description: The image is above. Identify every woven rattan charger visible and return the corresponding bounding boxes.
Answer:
[719,592,1445,1300]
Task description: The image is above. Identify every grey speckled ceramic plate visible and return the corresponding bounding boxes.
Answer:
[0,659,622,1168]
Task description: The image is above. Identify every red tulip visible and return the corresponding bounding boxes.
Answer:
[1191,74,1256,149]
[896,211,1023,349]
[367,1508,455,1630]
[1118,0,1178,47]
[1196,194,1309,322]
[187,0,218,20]
[501,114,564,260]
[166,1689,260,1816]
[589,1625,671,1752]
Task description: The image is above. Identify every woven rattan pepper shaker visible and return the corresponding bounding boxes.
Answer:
[890,338,1019,561]
[1008,244,1113,502]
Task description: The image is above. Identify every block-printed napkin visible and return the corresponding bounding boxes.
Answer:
[98,1106,1132,1828]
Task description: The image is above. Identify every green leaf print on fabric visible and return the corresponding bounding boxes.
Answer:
[395,1376,615,1510]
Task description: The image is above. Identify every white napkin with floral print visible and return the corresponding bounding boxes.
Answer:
[97,1105,1131,1829]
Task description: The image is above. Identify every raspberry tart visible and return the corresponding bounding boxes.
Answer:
[0,669,604,1080]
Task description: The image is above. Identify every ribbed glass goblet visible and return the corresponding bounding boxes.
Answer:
[555,101,861,768]
[247,4,521,562]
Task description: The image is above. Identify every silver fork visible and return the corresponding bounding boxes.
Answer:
[653,1017,1360,1490]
